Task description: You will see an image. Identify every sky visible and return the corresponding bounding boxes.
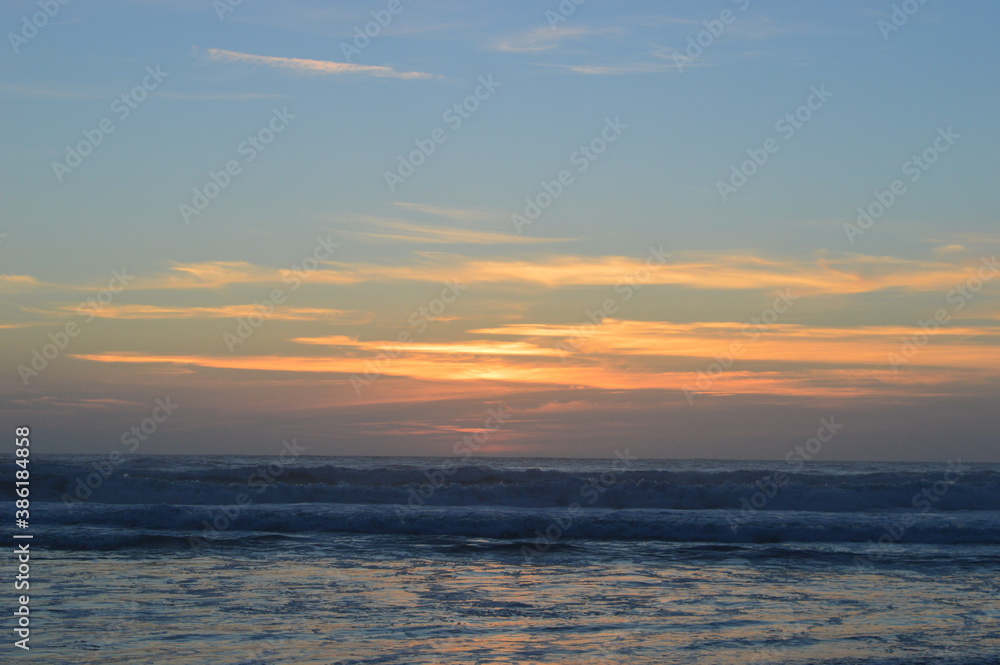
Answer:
[2,0,999,461]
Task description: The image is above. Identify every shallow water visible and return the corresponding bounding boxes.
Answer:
[20,536,1000,664]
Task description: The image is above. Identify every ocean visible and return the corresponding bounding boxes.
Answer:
[8,454,1000,664]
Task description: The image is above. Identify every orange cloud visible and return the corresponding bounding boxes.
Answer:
[475,319,1000,370]
[9,251,998,299]
[0,275,44,292]
[341,216,573,245]
[292,335,562,356]
[43,304,357,321]
[127,251,997,296]
[70,337,995,401]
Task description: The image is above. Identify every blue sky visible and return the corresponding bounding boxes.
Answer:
[2,0,999,460]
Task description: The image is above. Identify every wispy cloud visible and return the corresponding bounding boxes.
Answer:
[536,44,699,76]
[35,304,360,322]
[0,275,44,292]
[393,202,500,221]
[158,91,285,101]
[0,85,106,100]
[69,347,989,400]
[473,320,1000,370]
[547,62,680,75]
[725,16,800,41]
[10,251,997,296]
[344,216,573,245]
[493,26,623,53]
[201,48,440,80]
[292,335,562,357]
[0,84,282,102]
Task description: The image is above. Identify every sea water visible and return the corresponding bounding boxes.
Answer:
[7,455,1000,664]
